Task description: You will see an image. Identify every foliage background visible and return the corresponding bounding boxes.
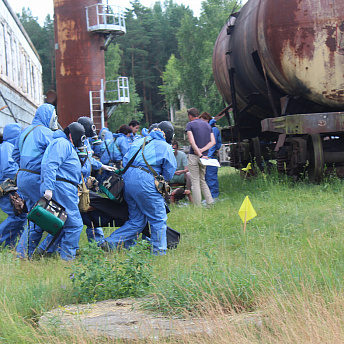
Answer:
[17,0,238,130]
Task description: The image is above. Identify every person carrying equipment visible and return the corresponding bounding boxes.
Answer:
[37,123,86,260]
[0,123,26,247]
[100,121,176,255]
[14,103,57,258]
[99,124,132,183]
[77,117,115,243]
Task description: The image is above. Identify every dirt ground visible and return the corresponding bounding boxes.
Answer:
[39,298,262,340]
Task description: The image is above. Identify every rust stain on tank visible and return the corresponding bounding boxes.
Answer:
[325,25,336,53]
[335,22,344,55]
[262,0,316,73]
[323,89,344,102]
[213,0,344,118]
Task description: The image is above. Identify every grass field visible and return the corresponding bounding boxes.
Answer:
[1,166,344,342]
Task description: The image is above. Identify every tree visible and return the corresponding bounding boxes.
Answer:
[176,13,203,109]
[105,43,122,80]
[158,54,181,121]
[175,0,238,114]
[116,0,193,125]
[42,14,56,92]
[105,43,143,131]
[197,0,238,113]
[107,78,144,132]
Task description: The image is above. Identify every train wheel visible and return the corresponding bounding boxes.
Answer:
[251,137,263,170]
[307,134,324,183]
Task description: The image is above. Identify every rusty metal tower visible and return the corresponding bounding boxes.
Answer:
[53,0,129,128]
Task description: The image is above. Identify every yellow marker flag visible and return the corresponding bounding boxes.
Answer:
[242,163,252,172]
[238,196,257,223]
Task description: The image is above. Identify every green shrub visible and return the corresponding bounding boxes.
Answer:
[70,240,153,303]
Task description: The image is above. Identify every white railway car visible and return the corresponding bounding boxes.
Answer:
[0,0,43,137]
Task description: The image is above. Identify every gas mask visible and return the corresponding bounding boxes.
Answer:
[64,122,87,157]
[148,123,158,133]
[77,117,102,145]
[49,109,58,131]
[157,121,174,144]
[101,130,107,141]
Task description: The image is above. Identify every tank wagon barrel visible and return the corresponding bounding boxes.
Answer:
[213,0,344,181]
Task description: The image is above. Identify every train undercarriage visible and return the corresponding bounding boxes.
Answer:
[224,112,344,182]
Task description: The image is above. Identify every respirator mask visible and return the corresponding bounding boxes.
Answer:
[77,117,102,146]
[157,121,174,144]
[49,109,58,131]
[64,122,87,157]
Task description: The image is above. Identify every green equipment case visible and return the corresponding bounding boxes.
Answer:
[27,197,68,236]
[99,173,124,203]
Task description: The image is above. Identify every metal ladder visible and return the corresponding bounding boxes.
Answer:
[89,81,105,129]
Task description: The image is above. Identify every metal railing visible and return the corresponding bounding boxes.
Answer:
[89,78,130,126]
[105,77,130,104]
[85,3,126,34]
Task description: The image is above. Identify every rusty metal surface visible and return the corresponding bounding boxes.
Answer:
[54,0,105,127]
[212,24,231,105]
[258,0,344,109]
[307,134,324,183]
[261,112,344,134]
[213,0,344,127]
[213,0,279,120]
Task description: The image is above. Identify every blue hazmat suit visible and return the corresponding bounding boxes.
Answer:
[100,128,113,141]
[38,132,83,260]
[141,128,149,137]
[205,123,222,198]
[127,132,142,144]
[102,130,176,254]
[99,133,131,183]
[0,124,26,247]
[94,128,113,158]
[13,104,55,258]
[100,133,130,165]
[82,138,103,175]
[81,138,104,243]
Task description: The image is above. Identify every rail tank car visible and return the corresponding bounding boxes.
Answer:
[213,0,344,181]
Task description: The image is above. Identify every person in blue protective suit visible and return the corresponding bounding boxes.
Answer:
[99,125,132,186]
[13,103,57,258]
[200,112,222,199]
[93,127,113,158]
[77,117,115,243]
[37,123,86,260]
[77,117,102,157]
[77,117,114,180]
[100,121,177,255]
[0,123,26,248]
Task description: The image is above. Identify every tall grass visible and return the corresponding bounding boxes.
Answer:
[0,166,344,342]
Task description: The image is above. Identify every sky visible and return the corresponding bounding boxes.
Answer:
[10,0,247,26]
